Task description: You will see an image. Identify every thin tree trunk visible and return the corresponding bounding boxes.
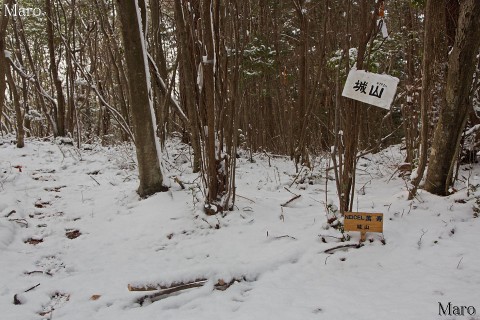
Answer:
[94,0,131,141]
[11,14,30,136]
[174,0,201,173]
[46,0,66,136]
[6,65,24,147]
[201,0,220,206]
[14,13,56,133]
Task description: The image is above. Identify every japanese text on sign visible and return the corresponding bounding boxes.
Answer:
[342,69,399,110]
[344,212,384,233]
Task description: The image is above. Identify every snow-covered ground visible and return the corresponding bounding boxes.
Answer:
[1,137,479,320]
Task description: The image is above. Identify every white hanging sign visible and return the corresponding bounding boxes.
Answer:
[342,69,399,110]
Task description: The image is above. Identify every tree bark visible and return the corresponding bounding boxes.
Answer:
[46,0,67,137]
[116,0,168,197]
[174,0,202,173]
[424,0,480,195]
[408,0,447,199]
[6,65,24,147]
[0,0,13,129]
[94,0,131,141]
[201,0,220,207]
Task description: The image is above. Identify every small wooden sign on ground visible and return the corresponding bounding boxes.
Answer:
[344,212,384,241]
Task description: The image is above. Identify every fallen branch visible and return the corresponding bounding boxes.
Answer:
[24,270,53,277]
[131,278,245,305]
[273,235,297,240]
[281,194,301,207]
[324,243,363,254]
[136,280,207,305]
[9,218,28,228]
[128,278,207,292]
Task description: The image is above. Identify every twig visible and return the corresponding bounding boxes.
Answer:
[457,257,463,269]
[89,175,100,186]
[12,282,42,305]
[273,235,297,240]
[289,167,305,188]
[318,234,345,241]
[24,283,41,293]
[9,218,28,228]
[263,150,271,167]
[281,194,301,207]
[5,209,15,218]
[174,176,185,189]
[283,187,298,196]
[24,271,53,276]
[387,167,399,183]
[236,194,256,203]
[417,229,428,249]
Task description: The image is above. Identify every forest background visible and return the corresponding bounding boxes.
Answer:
[1,0,480,214]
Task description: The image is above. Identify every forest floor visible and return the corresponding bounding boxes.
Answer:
[1,136,479,320]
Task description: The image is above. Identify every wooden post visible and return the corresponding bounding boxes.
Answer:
[360,231,366,242]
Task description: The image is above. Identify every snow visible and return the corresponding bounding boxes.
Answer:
[465,124,480,137]
[1,138,479,319]
[197,61,204,91]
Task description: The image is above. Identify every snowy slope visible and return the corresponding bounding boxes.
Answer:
[0,137,479,320]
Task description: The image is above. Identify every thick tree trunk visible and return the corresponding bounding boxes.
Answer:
[0,0,12,129]
[116,0,168,197]
[424,0,480,195]
[408,0,447,199]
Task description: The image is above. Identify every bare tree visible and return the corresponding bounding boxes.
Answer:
[0,0,13,129]
[424,0,480,195]
[116,0,168,197]
[45,0,67,136]
[408,0,447,199]
[6,63,24,147]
